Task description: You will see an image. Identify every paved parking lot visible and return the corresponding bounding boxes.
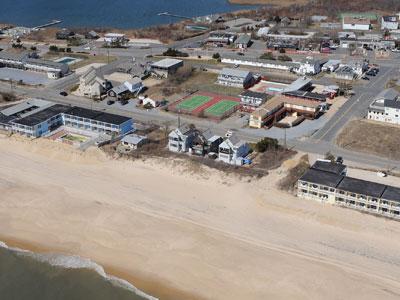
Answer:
[0,68,50,85]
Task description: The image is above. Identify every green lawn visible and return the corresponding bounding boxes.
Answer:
[205,100,239,116]
[176,95,211,111]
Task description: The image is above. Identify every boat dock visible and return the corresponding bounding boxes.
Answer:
[32,20,62,30]
[157,12,192,20]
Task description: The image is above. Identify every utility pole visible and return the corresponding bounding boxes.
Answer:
[284,127,287,149]
[107,49,110,64]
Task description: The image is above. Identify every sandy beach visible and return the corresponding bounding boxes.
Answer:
[1,135,400,299]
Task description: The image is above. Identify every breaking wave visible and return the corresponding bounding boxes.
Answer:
[0,241,158,300]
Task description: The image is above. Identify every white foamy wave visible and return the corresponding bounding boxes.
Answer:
[0,240,158,300]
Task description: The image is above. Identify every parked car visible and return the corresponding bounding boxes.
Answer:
[107,100,115,105]
[59,91,68,96]
[336,156,344,164]
[237,52,244,56]
[361,76,370,80]
[120,99,128,105]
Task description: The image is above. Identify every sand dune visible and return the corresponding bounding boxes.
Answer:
[1,134,400,300]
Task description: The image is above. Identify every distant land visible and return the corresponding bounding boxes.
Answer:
[228,0,308,6]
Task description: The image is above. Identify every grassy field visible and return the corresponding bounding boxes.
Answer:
[205,100,239,116]
[62,134,88,143]
[177,95,211,111]
[336,119,400,160]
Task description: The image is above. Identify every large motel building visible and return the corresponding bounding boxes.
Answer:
[0,52,70,79]
[298,160,400,220]
[0,99,133,138]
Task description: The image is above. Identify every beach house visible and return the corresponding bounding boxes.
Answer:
[218,135,250,165]
[168,124,196,153]
[77,67,111,99]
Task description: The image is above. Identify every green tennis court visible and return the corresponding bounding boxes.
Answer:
[205,100,239,116]
[176,95,211,111]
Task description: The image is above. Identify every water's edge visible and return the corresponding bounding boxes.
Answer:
[0,241,158,300]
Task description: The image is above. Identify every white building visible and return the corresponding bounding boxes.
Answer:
[342,16,371,31]
[121,134,148,150]
[221,55,300,72]
[381,16,399,31]
[321,60,341,72]
[240,90,269,110]
[295,58,326,75]
[217,68,253,88]
[104,33,128,46]
[168,124,196,153]
[150,58,183,78]
[218,135,250,165]
[368,89,400,124]
[77,67,110,99]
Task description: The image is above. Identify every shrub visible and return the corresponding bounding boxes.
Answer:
[255,137,280,153]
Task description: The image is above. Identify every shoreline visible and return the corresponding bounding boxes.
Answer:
[1,136,400,299]
[0,236,202,300]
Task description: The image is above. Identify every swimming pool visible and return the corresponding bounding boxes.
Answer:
[55,57,82,65]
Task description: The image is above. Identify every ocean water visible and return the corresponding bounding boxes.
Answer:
[0,242,156,300]
[0,0,257,29]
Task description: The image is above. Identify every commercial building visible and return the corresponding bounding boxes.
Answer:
[0,52,70,79]
[150,58,183,78]
[239,90,269,110]
[368,88,400,124]
[298,161,400,220]
[234,34,251,49]
[221,55,300,72]
[295,58,327,75]
[321,60,341,72]
[218,135,250,165]
[381,16,399,31]
[217,68,254,88]
[207,31,237,45]
[342,16,371,31]
[249,95,321,128]
[104,33,128,46]
[0,99,134,137]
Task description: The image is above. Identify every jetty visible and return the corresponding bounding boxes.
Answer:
[32,20,62,30]
[157,12,192,20]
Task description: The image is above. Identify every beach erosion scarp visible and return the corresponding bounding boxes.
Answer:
[1,134,400,300]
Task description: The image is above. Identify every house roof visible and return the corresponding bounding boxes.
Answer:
[235,34,251,44]
[311,160,346,175]
[283,77,312,93]
[151,58,183,69]
[382,16,398,23]
[110,84,129,95]
[121,134,147,145]
[299,168,343,188]
[220,68,251,78]
[343,16,371,25]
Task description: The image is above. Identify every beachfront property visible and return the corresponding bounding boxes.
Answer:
[0,51,70,79]
[120,134,148,150]
[191,129,223,156]
[381,16,399,31]
[298,161,400,220]
[0,99,133,138]
[342,16,371,31]
[240,90,269,111]
[168,124,196,153]
[150,58,183,78]
[77,67,111,99]
[368,88,400,124]
[218,135,250,165]
[217,68,254,88]
[108,78,144,99]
